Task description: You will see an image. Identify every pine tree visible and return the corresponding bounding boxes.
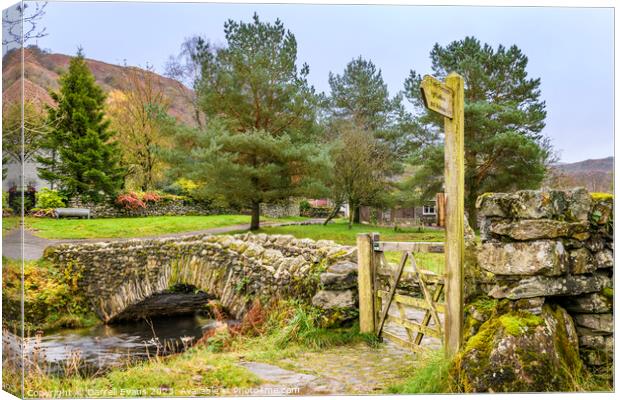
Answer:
[37,49,124,202]
[172,13,326,230]
[404,37,552,227]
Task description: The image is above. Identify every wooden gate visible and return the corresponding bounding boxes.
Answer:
[358,233,446,352]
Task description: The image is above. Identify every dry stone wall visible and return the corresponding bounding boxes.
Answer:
[67,198,215,218]
[44,233,357,324]
[476,188,613,370]
[260,200,301,219]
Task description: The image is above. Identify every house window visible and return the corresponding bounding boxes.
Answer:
[423,204,436,215]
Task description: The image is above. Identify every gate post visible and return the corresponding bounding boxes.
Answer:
[357,233,375,334]
[444,73,465,357]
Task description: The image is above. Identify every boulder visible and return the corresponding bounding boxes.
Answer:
[478,240,566,276]
[578,334,614,350]
[327,261,357,275]
[319,261,358,290]
[488,219,589,241]
[311,289,356,309]
[488,272,612,300]
[476,188,593,222]
[457,304,582,392]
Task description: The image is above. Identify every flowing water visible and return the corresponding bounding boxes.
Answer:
[7,314,220,375]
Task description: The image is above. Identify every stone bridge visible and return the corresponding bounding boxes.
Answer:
[45,233,357,323]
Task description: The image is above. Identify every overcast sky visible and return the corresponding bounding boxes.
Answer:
[30,1,614,163]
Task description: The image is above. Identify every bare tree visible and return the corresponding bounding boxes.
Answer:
[2,2,48,49]
[164,36,212,128]
[2,100,48,164]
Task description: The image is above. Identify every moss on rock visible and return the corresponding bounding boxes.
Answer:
[455,303,582,393]
[590,192,613,202]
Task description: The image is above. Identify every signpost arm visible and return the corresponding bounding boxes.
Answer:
[443,72,465,357]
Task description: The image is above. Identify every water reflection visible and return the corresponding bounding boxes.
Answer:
[17,314,219,374]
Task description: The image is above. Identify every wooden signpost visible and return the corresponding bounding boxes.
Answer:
[420,73,465,357]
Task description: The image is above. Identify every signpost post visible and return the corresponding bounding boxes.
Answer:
[420,73,465,357]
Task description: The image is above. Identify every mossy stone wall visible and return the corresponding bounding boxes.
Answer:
[475,188,613,374]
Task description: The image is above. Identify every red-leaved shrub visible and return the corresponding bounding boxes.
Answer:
[115,192,146,210]
[142,192,161,203]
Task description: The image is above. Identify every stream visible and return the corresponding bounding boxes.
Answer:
[6,314,220,375]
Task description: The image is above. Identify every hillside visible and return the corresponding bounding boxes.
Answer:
[547,156,613,193]
[2,46,197,126]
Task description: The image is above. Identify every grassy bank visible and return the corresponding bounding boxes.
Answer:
[2,257,97,332]
[3,345,261,398]
[19,215,307,240]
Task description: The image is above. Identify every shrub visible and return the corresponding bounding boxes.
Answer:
[142,192,161,203]
[163,178,200,199]
[30,208,56,218]
[300,200,311,212]
[115,192,146,210]
[35,188,65,209]
[2,191,9,208]
[177,178,199,194]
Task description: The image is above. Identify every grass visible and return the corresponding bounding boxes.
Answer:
[386,350,455,394]
[247,219,446,273]
[251,219,445,245]
[2,216,20,235]
[3,346,260,398]
[18,215,308,240]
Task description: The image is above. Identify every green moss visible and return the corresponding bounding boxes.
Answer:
[545,304,582,378]
[456,303,584,392]
[498,312,544,336]
[600,287,613,300]
[591,192,613,202]
[468,296,498,314]
[477,192,494,202]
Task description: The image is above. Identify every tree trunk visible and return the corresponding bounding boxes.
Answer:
[250,201,260,230]
[348,209,354,230]
[466,187,479,230]
[323,200,343,226]
[353,206,361,224]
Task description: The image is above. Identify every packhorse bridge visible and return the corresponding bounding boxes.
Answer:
[45,233,358,323]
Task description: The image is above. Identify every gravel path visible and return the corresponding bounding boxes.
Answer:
[2,218,326,260]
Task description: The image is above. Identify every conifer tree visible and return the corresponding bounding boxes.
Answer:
[37,49,124,202]
[404,37,552,226]
[168,14,326,230]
